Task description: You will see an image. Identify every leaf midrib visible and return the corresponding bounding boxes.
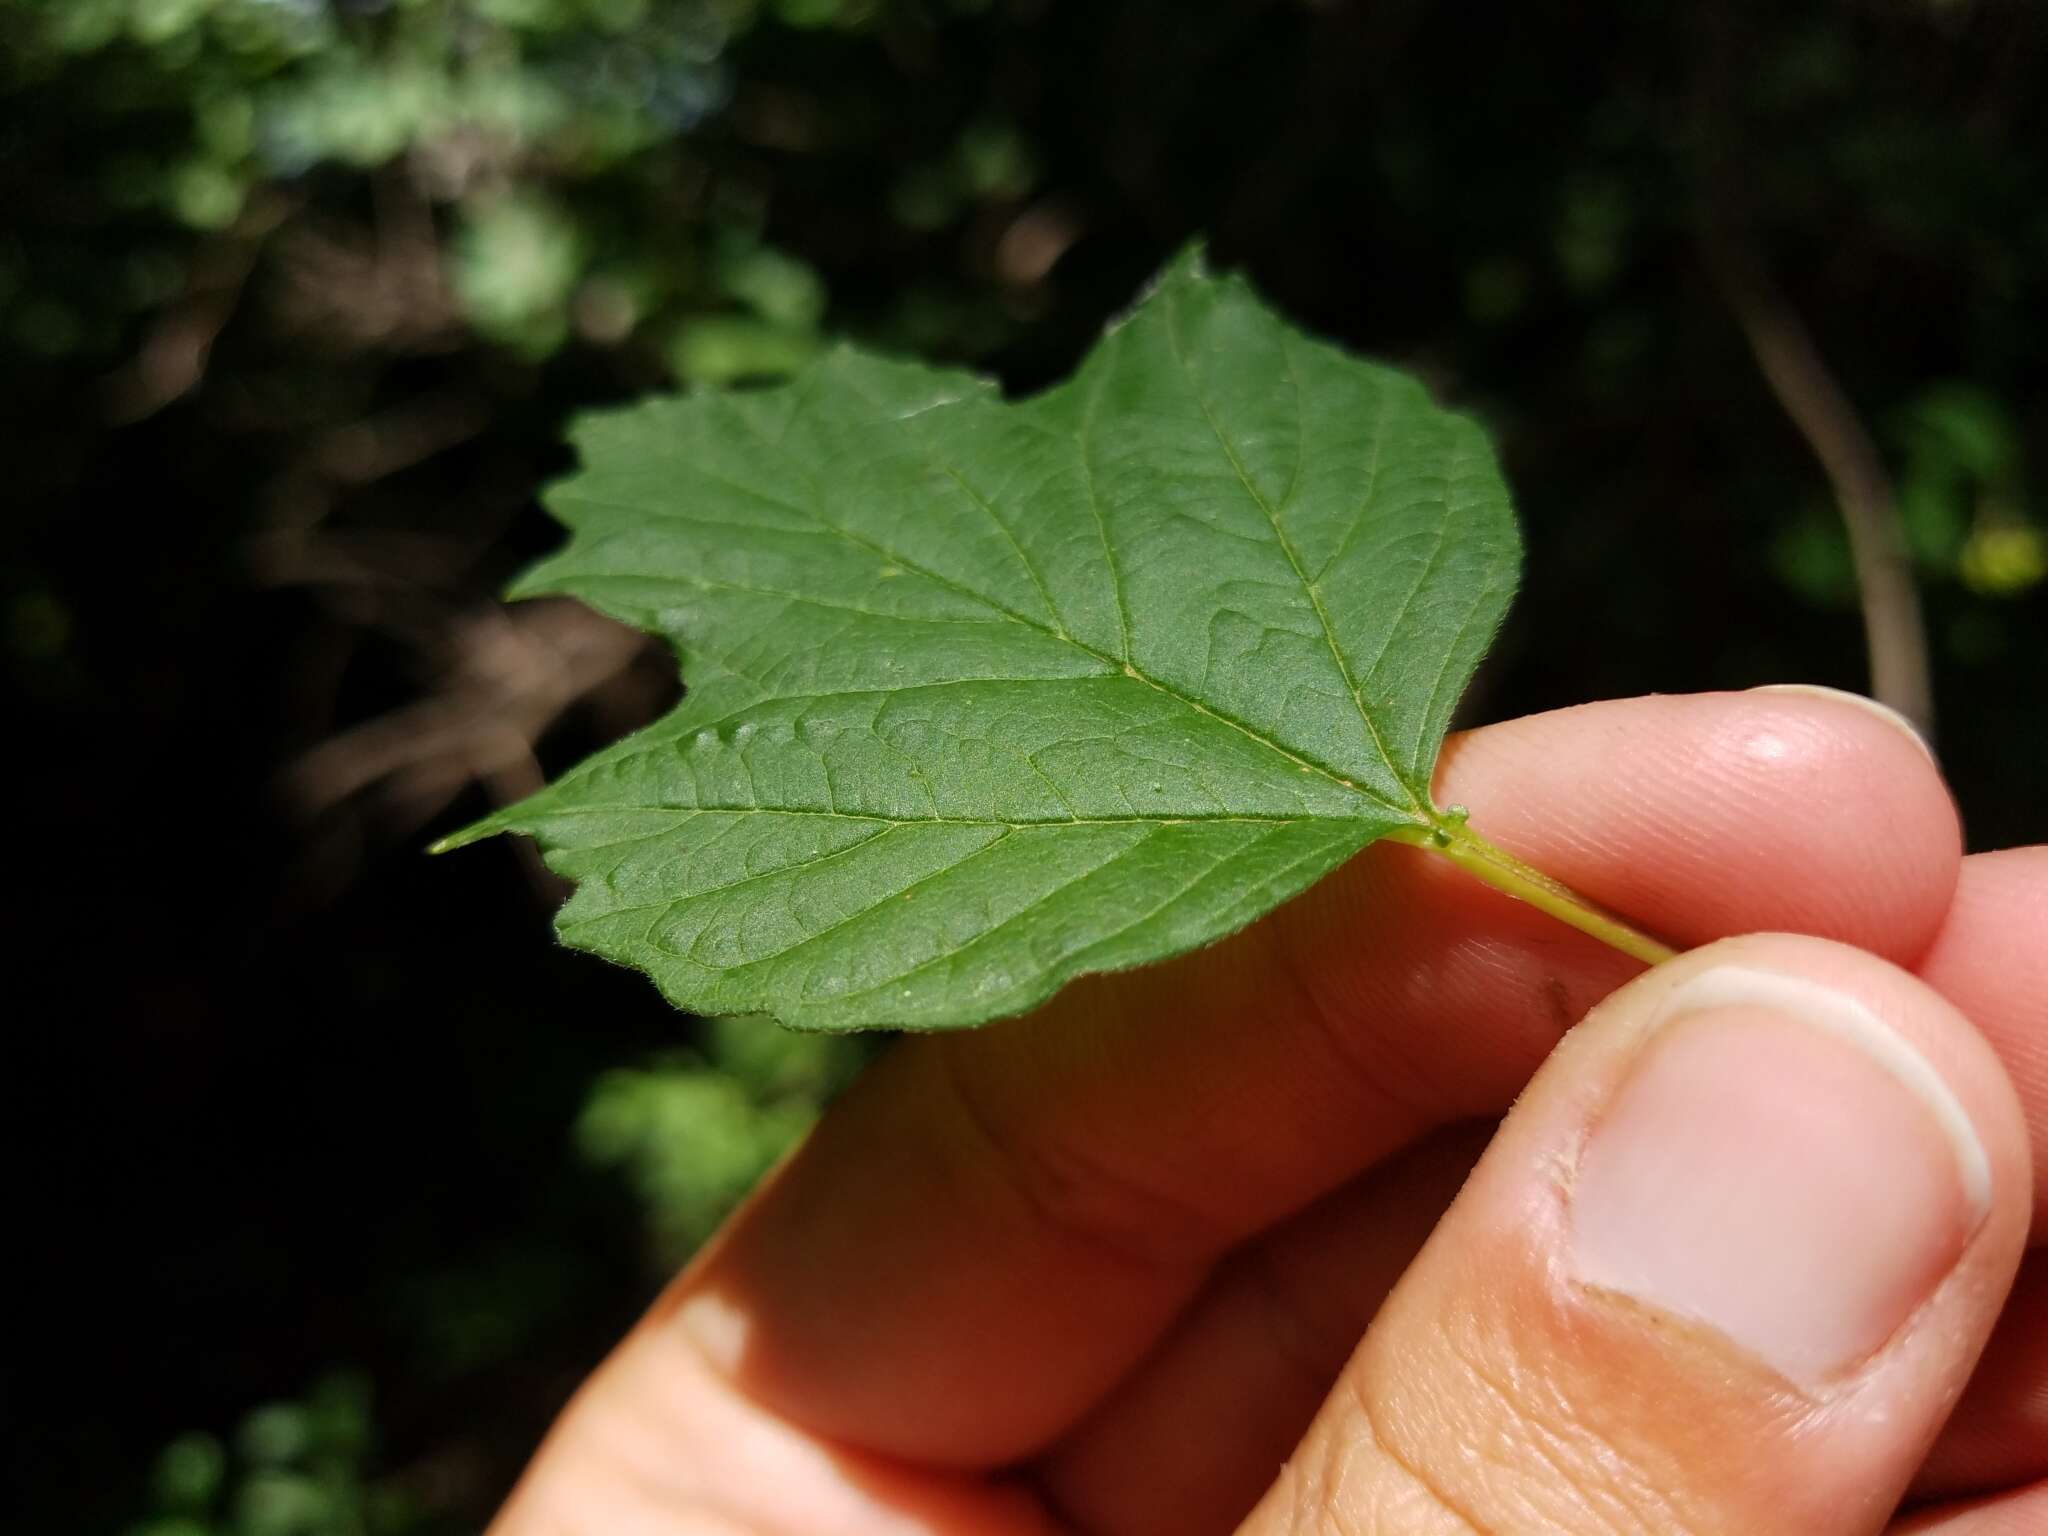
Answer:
[530,804,1367,828]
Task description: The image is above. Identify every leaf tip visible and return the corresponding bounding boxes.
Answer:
[1151,239,1214,289]
[426,821,499,855]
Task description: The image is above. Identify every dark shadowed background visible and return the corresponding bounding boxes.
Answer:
[4,1,2044,1530]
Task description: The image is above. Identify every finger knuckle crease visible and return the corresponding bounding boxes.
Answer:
[937,1043,1228,1271]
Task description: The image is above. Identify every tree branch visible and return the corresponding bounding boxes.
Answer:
[1703,228,1936,743]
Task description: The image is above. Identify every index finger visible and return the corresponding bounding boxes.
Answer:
[616,689,1963,1467]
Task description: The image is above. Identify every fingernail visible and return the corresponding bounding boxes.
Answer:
[1569,966,1990,1384]
[1753,683,1935,761]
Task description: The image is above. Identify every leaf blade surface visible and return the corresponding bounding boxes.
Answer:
[445,251,1521,1029]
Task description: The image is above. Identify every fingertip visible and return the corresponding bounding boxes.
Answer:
[1750,682,1935,762]
[1437,690,1962,962]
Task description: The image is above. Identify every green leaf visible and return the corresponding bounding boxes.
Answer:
[442,249,1521,1029]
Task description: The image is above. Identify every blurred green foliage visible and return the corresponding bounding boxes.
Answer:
[577,1020,869,1267]
[127,1375,443,1536]
[121,1018,865,1536]
[8,0,781,360]
[1777,381,2045,612]
[0,0,1013,372]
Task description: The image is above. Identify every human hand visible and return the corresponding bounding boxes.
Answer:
[488,690,2048,1535]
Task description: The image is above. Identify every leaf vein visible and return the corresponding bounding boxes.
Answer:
[1160,284,1423,816]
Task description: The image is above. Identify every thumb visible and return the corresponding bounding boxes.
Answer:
[1240,933,2030,1536]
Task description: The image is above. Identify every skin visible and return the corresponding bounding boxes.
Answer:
[484,691,2048,1535]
